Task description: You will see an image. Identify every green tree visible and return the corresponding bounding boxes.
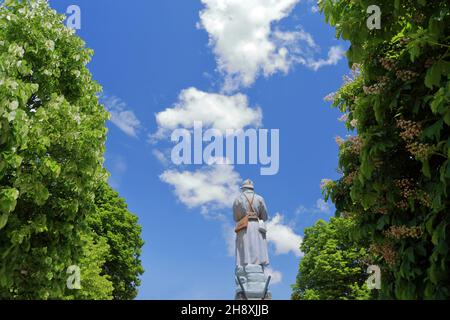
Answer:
[320,0,450,299]
[89,182,144,300]
[0,0,108,298]
[292,217,371,300]
[64,233,114,300]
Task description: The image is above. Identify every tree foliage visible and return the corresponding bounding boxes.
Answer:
[64,233,114,300]
[0,0,108,299]
[320,0,450,299]
[89,182,144,300]
[292,217,371,300]
[0,0,144,299]
[64,183,144,300]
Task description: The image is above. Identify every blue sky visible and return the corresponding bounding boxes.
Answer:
[49,0,350,300]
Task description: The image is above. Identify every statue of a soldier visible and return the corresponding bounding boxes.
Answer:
[233,179,271,300]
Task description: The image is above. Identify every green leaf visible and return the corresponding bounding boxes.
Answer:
[34,186,49,206]
[0,213,9,230]
[422,159,431,178]
[425,61,450,89]
[373,97,383,123]
[446,161,450,178]
[0,188,19,214]
[444,111,450,126]
[423,119,443,141]
[432,223,446,245]
[436,241,448,255]
[3,153,22,169]
[409,45,421,62]
[425,63,442,88]
[426,215,436,234]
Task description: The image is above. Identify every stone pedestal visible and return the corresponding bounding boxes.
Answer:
[235,264,272,300]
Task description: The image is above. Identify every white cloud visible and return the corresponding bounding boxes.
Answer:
[152,149,169,166]
[153,87,262,139]
[265,267,283,285]
[267,213,303,257]
[198,0,301,91]
[224,223,236,257]
[107,155,127,189]
[296,198,332,215]
[198,0,345,91]
[274,28,317,49]
[311,5,319,13]
[315,198,331,214]
[113,157,127,174]
[159,162,241,212]
[102,95,141,138]
[306,46,346,71]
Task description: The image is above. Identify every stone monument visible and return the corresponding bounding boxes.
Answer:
[232,179,272,300]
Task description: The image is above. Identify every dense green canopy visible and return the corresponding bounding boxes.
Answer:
[320,0,450,299]
[89,182,144,300]
[292,217,371,300]
[0,0,143,299]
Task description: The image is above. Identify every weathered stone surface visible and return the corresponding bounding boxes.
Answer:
[245,264,264,274]
[235,264,271,300]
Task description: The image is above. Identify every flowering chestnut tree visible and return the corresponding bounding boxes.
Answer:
[0,0,108,298]
[321,0,450,299]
